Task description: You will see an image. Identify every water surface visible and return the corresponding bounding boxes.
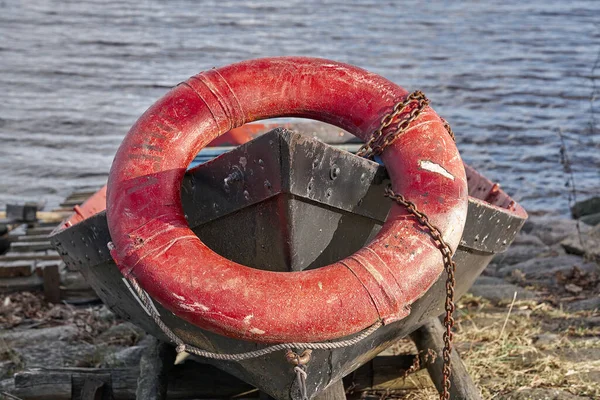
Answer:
[1,0,599,215]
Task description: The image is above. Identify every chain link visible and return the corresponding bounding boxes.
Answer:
[357,90,431,159]
[384,187,456,400]
[440,117,456,141]
[358,90,457,400]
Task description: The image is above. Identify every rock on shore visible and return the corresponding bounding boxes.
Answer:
[475,214,599,308]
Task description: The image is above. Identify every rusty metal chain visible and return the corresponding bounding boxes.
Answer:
[384,187,456,400]
[358,90,457,400]
[440,117,456,141]
[357,90,431,159]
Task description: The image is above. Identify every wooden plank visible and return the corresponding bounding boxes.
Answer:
[0,253,61,262]
[9,241,53,253]
[60,201,84,208]
[73,374,113,400]
[30,221,62,228]
[0,275,43,293]
[410,318,483,400]
[11,363,253,399]
[0,211,68,223]
[65,190,96,199]
[42,263,61,303]
[60,271,99,304]
[16,234,51,242]
[7,354,440,400]
[50,208,75,214]
[0,260,34,278]
[26,226,56,236]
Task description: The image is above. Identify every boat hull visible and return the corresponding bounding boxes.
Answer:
[51,128,526,400]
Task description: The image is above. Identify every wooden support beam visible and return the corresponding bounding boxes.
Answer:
[73,374,113,400]
[410,318,482,400]
[136,337,176,400]
[314,380,346,400]
[42,262,61,303]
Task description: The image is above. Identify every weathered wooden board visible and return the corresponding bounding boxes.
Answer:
[16,234,51,242]
[0,275,43,293]
[42,263,61,303]
[3,355,440,400]
[0,211,69,224]
[0,260,34,278]
[26,226,57,236]
[410,318,483,400]
[0,253,61,262]
[9,363,253,400]
[9,241,54,253]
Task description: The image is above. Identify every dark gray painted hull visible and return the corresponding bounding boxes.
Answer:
[51,129,526,400]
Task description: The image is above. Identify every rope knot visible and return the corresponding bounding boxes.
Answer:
[285,349,312,366]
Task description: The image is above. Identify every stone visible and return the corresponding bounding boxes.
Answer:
[565,297,600,312]
[469,276,537,304]
[523,216,591,246]
[0,325,78,346]
[533,332,560,347]
[512,233,548,247]
[0,378,15,393]
[561,224,600,260]
[493,238,549,267]
[580,212,600,227]
[571,196,600,219]
[496,255,598,284]
[101,335,154,368]
[15,342,102,368]
[0,360,15,380]
[102,345,146,368]
[564,283,583,294]
[95,322,145,345]
[96,305,117,322]
[500,388,589,399]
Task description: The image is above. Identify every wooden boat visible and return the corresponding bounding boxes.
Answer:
[51,57,527,399]
[51,125,526,400]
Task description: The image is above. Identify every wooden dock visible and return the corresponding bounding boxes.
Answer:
[0,190,99,303]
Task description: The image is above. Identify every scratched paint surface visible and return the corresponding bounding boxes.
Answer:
[0,0,598,214]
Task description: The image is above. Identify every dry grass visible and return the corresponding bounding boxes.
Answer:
[364,294,600,399]
[0,291,117,341]
[455,294,600,399]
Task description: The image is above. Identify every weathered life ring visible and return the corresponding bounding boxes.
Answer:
[106,57,468,344]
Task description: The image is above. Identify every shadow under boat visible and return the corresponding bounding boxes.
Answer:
[50,125,527,400]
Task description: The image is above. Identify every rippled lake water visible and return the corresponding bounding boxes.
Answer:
[0,0,599,215]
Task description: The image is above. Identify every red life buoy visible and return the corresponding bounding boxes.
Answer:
[106,57,468,343]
